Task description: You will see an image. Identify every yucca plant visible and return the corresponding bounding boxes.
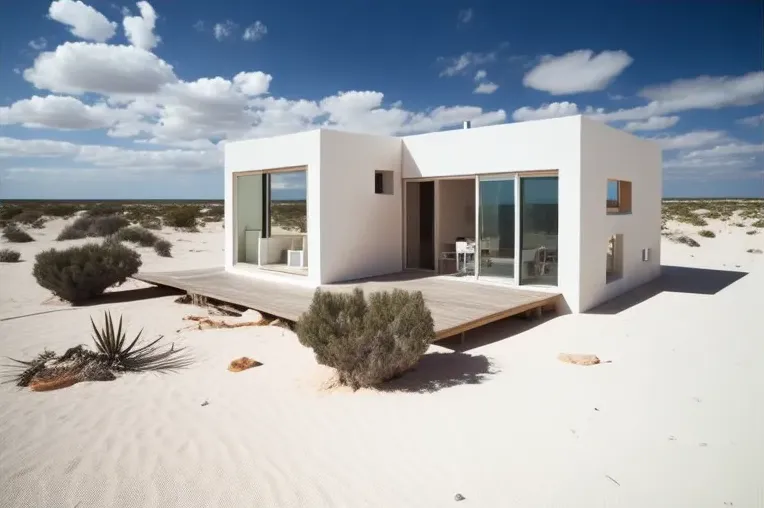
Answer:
[91,311,192,372]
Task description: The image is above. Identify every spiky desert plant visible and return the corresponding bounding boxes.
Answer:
[0,248,21,262]
[90,311,191,372]
[2,224,34,243]
[3,350,57,387]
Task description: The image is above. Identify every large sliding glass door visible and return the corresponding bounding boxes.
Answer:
[477,176,516,281]
[475,173,558,286]
[519,176,559,285]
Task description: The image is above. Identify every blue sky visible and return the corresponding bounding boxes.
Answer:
[0,0,762,199]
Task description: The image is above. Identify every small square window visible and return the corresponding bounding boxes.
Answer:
[607,179,632,214]
[606,234,624,283]
[375,170,393,195]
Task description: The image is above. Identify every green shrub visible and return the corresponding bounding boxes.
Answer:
[673,235,700,247]
[154,239,172,257]
[85,203,123,217]
[116,226,159,247]
[202,206,224,222]
[752,219,764,228]
[163,206,199,229]
[0,204,24,221]
[13,209,44,225]
[87,215,129,237]
[140,217,162,230]
[2,224,34,243]
[0,248,21,262]
[698,229,716,238]
[296,288,434,389]
[43,203,80,218]
[33,242,142,304]
[57,224,87,241]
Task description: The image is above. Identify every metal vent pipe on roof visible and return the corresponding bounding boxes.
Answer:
[463,120,471,129]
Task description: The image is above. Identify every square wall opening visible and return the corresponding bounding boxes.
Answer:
[375,170,394,195]
[606,234,624,283]
[607,179,632,214]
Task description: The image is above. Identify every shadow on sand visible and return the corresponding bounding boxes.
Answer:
[437,313,557,353]
[78,286,183,307]
[380,352,497,393]
[587,265,748,315]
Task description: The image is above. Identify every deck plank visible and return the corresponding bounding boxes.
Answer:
[132,268,560,339]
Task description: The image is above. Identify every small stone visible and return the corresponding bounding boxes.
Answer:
[454,493,465,501]
[228,357,262,372]
[557,353,601,366]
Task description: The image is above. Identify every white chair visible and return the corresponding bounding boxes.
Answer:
[287,236,307,268]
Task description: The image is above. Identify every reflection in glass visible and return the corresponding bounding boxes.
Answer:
[478,177,515,280]
[519,176,558,286]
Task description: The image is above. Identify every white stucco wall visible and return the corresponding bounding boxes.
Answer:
[402,116,584,312]
[317,129,403,283]
[578,117,662,311]
[224,130,322,284]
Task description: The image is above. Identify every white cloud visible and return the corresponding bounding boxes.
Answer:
[123,1,160,50]
[623,115,679,132]
[685,143,764,158]
[473,82,498,94]
[738,112,764,127]
[23,42,177,95]
[512,101,580,121]
[663,138,763,180]
[233,71,272,96]
[213,20,237,41]
[48,0,117,42]
[523,49,633,95]
[193,20,204,32]
[513,71,764,125]
[242,21,267,42]
[0,95,133,130]
[0,136,222,172]
[648,130,727,151]
[28,37,47,50]
[438,49,499,77]
[458,8,473,25]
[474,69,486,81]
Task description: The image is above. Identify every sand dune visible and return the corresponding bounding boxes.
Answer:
[1,214,763,507]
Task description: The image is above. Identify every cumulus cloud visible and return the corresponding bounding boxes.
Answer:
[0,95,133,130]
[123,1,160,50]
[48,0,117,42]
[23,42,177,95]
[512,102,581,121]
[438,48,502,77]
[523,49,633,95]
[243,21,267,42]
[473,82,498,94]
[474,70,486,81]
[28,38,47,50]
[213,20,237,41]
[623,116,679,132]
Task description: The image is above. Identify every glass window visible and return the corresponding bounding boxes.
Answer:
[478,177,515,280]
[519,176,558,286]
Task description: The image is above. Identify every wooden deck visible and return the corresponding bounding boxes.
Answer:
[133,268,561,340]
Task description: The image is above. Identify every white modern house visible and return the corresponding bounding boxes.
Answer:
[223,115,662,313]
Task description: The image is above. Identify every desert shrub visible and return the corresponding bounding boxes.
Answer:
[297,288,434,389]
[85,203,123,217]
[752,219,764,228]
[33,241,142,304]
[0,204,24,221]
[71,215,95,232]
[748,248,763,254]
[30,218,47,229]
[0,248,21,262]
[43,203,80,218]
[139,217,162,230]
[87,215,129,237]
[13,209,44,225]
[154,239,172,257]
[698,229,716,238]
[202,206,224,222]
[673,235,700,247]
[116,226,159,247]
[163,205,199,230]
[746,230,758,235]
[2,224,34,243]
[56,224,87,241]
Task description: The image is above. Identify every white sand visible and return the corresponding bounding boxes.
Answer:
[1,215,763,507]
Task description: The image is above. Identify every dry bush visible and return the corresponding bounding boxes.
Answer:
[296,288,434,389]
[0,248,21,262]
[154,239,172,257]
[163,205,200,230]
[33,241,141,303]
[84,203,124,217]
[140,217,162,230]
[56,224,87,241]
[0,204,24,221]
[2,224,34,243]
[87,215,129,237]
[116,226,159,247]
[13,209,44,225]
[698,229,716,238]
